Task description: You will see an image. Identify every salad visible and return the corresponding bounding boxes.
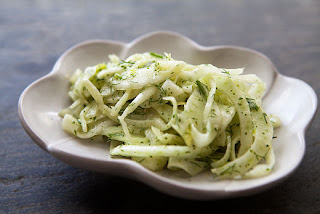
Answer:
[59,52,280,179]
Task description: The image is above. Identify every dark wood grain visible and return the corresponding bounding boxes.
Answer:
[1,0,319,213]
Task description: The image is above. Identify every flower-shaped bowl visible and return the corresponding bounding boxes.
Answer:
[18,31,317,200]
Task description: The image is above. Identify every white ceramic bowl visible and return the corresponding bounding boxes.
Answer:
[18,31,317,200]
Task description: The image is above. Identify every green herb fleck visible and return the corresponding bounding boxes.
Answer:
[120,60,135,64]
[250,148,270,161]
[156,84,166,95]
[196,80,208,100]
[137,158,145,163]
[246,98,259,111]
[128,102,136,107]
[150,52,163,59]
[222,69,230,75]
[190,161,202,168]
[263,113,268,124]
[114,73,122,80]
[220,163,240,176]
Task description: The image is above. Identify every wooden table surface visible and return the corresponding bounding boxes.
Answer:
[1,0,319,213]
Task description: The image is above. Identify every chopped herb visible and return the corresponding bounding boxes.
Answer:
[156,84,166,95]
[114,73,122,79]
[250,148,269,161]
[195,156,212,165]
[190,161,202,168]
[220,163,239,176]
[128,102,136,107]
[263,112,268,124]
[137,158,145,163]
[222,69,230,75]
[120,60,135,64]
[150,52,163,59]
[246,98,259,111]
[195,80,208,100]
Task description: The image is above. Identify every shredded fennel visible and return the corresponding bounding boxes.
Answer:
[59,52,280,179]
